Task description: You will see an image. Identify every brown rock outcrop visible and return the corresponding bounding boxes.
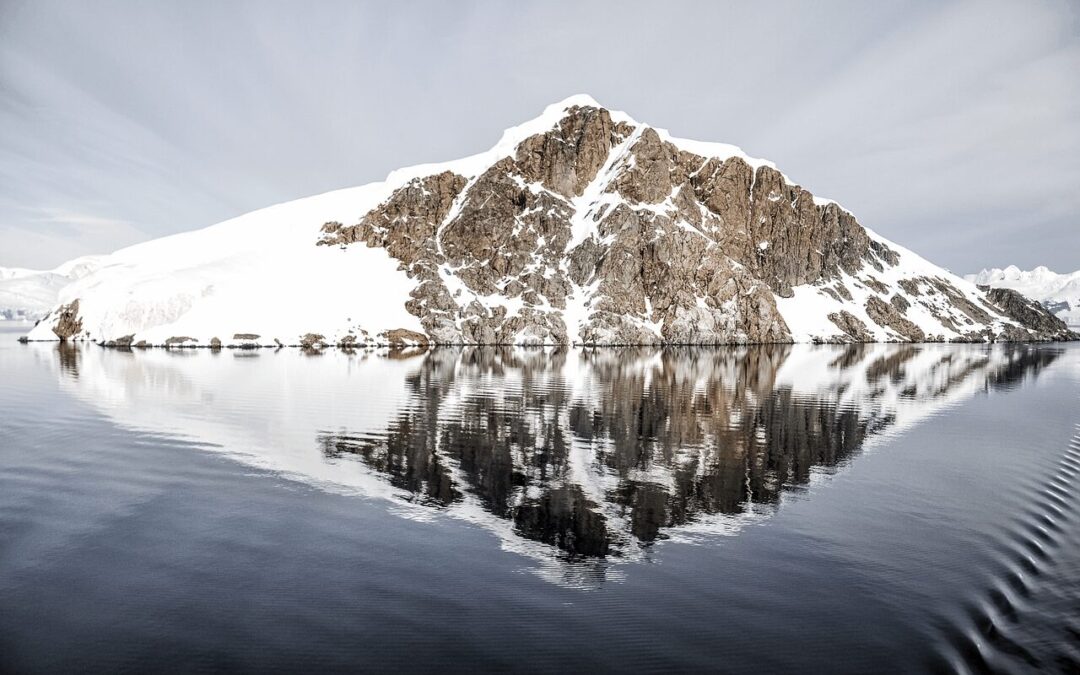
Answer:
[515,105,614,196]
[985,288,1077,341]
[380,328,430,347]
[865,296,925,341]
[299,333,327,349]
[164,336,197,347]
[828,311,874,342]
[51,300,83,341]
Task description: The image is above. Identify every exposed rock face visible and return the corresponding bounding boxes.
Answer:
[828,311,874,342]
[299,333,328,349]
[985,288,1077,341]
[864,296,925,342]
[318,103,906,345]
[380,328,429,348]
[164,336,196,347]
[515,104,613,196]
[107,334,135,348]
[51,300,83,341]
[313,99,1069,345]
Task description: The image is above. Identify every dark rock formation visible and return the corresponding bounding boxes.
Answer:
[865,296,925,342]
[985,288,1078,341]
[828,311,874,342]
[380,328,429,347]
[164,336,197,347]
[51,300,83,341]
[317,103,904,345]
[299,333,327,349]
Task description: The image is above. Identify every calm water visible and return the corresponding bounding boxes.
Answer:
[1,323,1078,673]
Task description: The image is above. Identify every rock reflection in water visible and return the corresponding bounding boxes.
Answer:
[317,344,1060,565]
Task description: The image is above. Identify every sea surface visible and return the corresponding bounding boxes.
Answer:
[1,323,1078,673]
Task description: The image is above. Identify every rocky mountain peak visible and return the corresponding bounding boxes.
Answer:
[317,96,974,345]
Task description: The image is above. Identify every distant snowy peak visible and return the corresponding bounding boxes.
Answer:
[25,96,1077,345]
[0,256,104,321]
[966,266,1080,327]
[968,265,1080,287]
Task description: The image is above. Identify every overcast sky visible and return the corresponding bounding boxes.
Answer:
[1,0,1077,272]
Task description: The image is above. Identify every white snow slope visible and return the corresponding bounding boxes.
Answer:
[23,95,1038,345]
[27,189,424,347]
[0,256,104,321]
[966,266,1080,327]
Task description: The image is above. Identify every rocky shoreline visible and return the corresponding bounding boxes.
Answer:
[18,326,1077,350]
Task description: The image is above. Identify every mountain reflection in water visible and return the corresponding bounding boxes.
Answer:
[315,344,1059,565]
[41,341,1060,584]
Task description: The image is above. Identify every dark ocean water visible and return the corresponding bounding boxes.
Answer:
[1,323,1078,673]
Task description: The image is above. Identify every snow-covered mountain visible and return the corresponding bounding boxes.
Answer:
[25,95,1076,346]
[966,266,1080,327]
[0,256,104,321]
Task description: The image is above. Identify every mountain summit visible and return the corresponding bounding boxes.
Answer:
[27,96,1076,346]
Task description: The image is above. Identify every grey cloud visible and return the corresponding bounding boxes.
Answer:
[0,0,1077,272]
